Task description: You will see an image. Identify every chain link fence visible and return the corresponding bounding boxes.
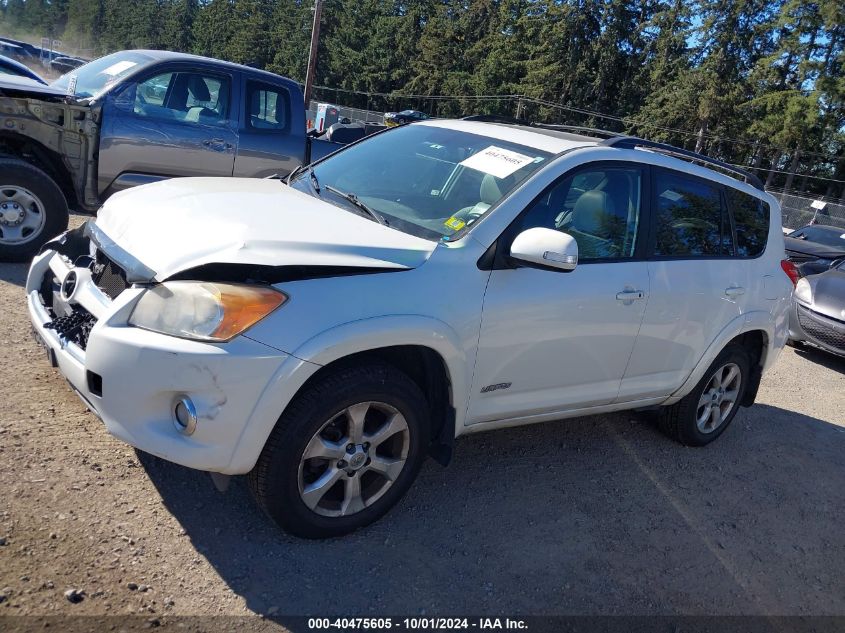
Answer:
[769,191,845,231]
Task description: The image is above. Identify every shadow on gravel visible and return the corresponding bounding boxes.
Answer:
[0,262,28,287]
[793,345,845,373]
[138,404,845,620]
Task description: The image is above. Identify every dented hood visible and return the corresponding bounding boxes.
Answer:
[0,75,70,100]
[94,177,437,281]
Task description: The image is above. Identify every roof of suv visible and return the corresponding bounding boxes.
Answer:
[422,118,765,191]
[420,119,600,154]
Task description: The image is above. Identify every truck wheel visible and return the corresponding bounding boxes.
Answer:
[658,343,751,446]
[0,158,69,262]
[248,362,430,538]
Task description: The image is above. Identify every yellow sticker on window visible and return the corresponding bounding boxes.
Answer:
[444,216,466,231]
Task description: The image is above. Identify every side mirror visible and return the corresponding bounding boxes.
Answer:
[107,83,135,111]
[510,227,578,271]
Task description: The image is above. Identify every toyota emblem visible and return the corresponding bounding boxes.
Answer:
[60,271,78,301]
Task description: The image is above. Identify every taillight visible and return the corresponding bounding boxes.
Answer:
[781,259,800,286]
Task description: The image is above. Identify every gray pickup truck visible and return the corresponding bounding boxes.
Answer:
[0,50,350,261]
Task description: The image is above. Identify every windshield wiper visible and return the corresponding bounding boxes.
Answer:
[286,164,321,194]
[324,185,388,226]
[285,164,303,184]
[308,166,321,193]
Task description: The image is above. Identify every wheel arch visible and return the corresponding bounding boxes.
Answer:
[664,312,776,407]
[226,316,470,474]
[293,345,456,465]
[0,131,78,208]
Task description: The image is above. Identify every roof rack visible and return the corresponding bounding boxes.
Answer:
[529,123,620,139]
[603,136,765,191]
[461,114,532,126]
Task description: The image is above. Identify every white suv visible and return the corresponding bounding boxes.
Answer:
[26,118,794,538]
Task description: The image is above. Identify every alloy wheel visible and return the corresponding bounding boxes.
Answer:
[696,362,742,434]
[297,401,410,517]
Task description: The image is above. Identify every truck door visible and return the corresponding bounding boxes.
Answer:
[233,78,305,178]
[98,66,239,197]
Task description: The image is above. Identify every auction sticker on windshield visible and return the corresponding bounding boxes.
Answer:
[460,145,534,179]
[100,60,137,76]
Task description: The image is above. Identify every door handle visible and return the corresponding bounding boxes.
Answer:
[725,286,746,298]
[616,290,645,301]
[203,138,233,151]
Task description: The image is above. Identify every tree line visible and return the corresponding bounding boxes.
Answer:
[2,0,844,199]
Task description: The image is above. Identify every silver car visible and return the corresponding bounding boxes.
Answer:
[789,260,845,357]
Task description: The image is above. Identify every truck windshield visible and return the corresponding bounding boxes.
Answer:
[290,124,552,241]
[51,51,154,99]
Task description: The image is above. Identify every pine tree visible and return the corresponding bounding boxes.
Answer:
[192,0,235,60]
[161,0,198,53]
[226,0,274,67]
[266,0,312,82]
[64,0,104,55]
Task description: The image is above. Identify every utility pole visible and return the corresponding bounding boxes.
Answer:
[303,0,323,110]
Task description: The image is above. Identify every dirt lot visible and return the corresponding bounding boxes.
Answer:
[1,215,844,622]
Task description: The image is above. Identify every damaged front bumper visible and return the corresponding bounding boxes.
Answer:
[25,239,305,474]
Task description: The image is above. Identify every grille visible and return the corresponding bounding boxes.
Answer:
[44,305,97,350]
[92,250,129,299]
[797,306,845,353]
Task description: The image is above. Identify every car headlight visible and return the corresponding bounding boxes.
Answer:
[794,278,813,305]
[128,281,287,342]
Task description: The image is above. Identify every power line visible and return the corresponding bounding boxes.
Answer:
[314,88,837,161]
[729,163,845,184]
[308,86,844,186]
[521,96,837,161]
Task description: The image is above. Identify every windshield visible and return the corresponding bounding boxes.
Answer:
[788,226,845,249]
[291,124,552,240]
[51,51,153,98]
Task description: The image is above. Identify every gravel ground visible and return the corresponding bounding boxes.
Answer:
[1,214,844,623]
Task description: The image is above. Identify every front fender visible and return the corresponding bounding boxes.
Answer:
[294,314,471,420]
[663,310,782,405]
[224,314,471,474]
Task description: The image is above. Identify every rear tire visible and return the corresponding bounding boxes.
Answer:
[248,362,430,538]
[0,158,69,263]
[658,343,751,446]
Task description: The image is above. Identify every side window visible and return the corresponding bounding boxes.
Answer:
[653,170,730,257]
[726,187,768,257]
[516,166,642,260]
[133,71,230,126]
[247,82,290,132]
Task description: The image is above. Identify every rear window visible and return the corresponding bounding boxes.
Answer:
[653,170,731,257]
[727,188,768,257]
[247,81,290,132]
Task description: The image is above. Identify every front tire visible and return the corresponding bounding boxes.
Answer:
[248,362,430,538]
[658,343,751,446]
[0,158,69,262]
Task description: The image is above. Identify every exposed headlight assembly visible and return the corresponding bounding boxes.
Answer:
[794,277,813,305]
[129,281,286,342]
